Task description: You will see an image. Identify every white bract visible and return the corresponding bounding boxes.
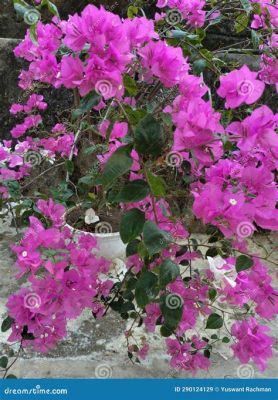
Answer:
[85,208,100,225]
[207,256,237,288]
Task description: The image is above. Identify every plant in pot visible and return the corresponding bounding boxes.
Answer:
[0,0,278,377]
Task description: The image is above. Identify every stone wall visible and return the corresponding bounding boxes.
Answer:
[0,38,24,140]
[0,0,155,39]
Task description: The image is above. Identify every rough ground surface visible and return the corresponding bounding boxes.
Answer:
[0,219,277,379]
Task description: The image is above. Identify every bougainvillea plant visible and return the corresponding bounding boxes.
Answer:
[0,0,277,377]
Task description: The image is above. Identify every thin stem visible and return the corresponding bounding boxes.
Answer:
[2,342,23,379]
[66,122,83,183]
[21,162,65,191]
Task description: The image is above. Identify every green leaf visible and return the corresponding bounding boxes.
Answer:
[83,144,107,156]
[29,23,38,43]
[236,255,253,272]
[13,0,31,17]
[161,112,173,127]
[193,59,207,75]
[135,271,158,308]
[240,0,252,13]
[251,29,260,48]
[221,109,233,128]
[120,301,135,313]
[47,1,59,16]
[126,277,138,291]
[143,221,172,257]
[1,316,14,332]
[206,313,223,329]
[101,145,133,188]
[190,238,199,251]
[159,259,180,288]
[137,241,148,259]
[208,288,217,301]
[64,159,74,175]
[252,2,261,15]
[72,90,101,118]
[196,28,206,41]
[199,48,213,61]
[160,325,173,337]
[123,74,138,97]
[21,326,35,340]
[78,175,95,186]
[222,337,230,343]
[235,13,249,33]
[204,350,211,358]
[6,180,20,198]
[169,30,199,41]
[126,239,140,257]
[120,208,145,244]
[145,170,166,198]
[122,106,147,126]
[115,180,150,203]
[127,5,138,19]
[206,247,219,258]
[134,115,164,158]
[0,356,8,369]
[160,294,183,331]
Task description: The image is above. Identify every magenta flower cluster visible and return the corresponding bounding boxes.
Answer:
[1,1,277,375]
[7,199,113,352]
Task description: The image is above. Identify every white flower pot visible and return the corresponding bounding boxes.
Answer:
[65,223,127,261]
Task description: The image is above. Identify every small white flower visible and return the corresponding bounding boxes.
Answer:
[85,208,100,225]
[229,198,237,206]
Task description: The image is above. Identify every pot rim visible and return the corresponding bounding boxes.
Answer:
[65,222,121,238]
[63,204,121,238]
